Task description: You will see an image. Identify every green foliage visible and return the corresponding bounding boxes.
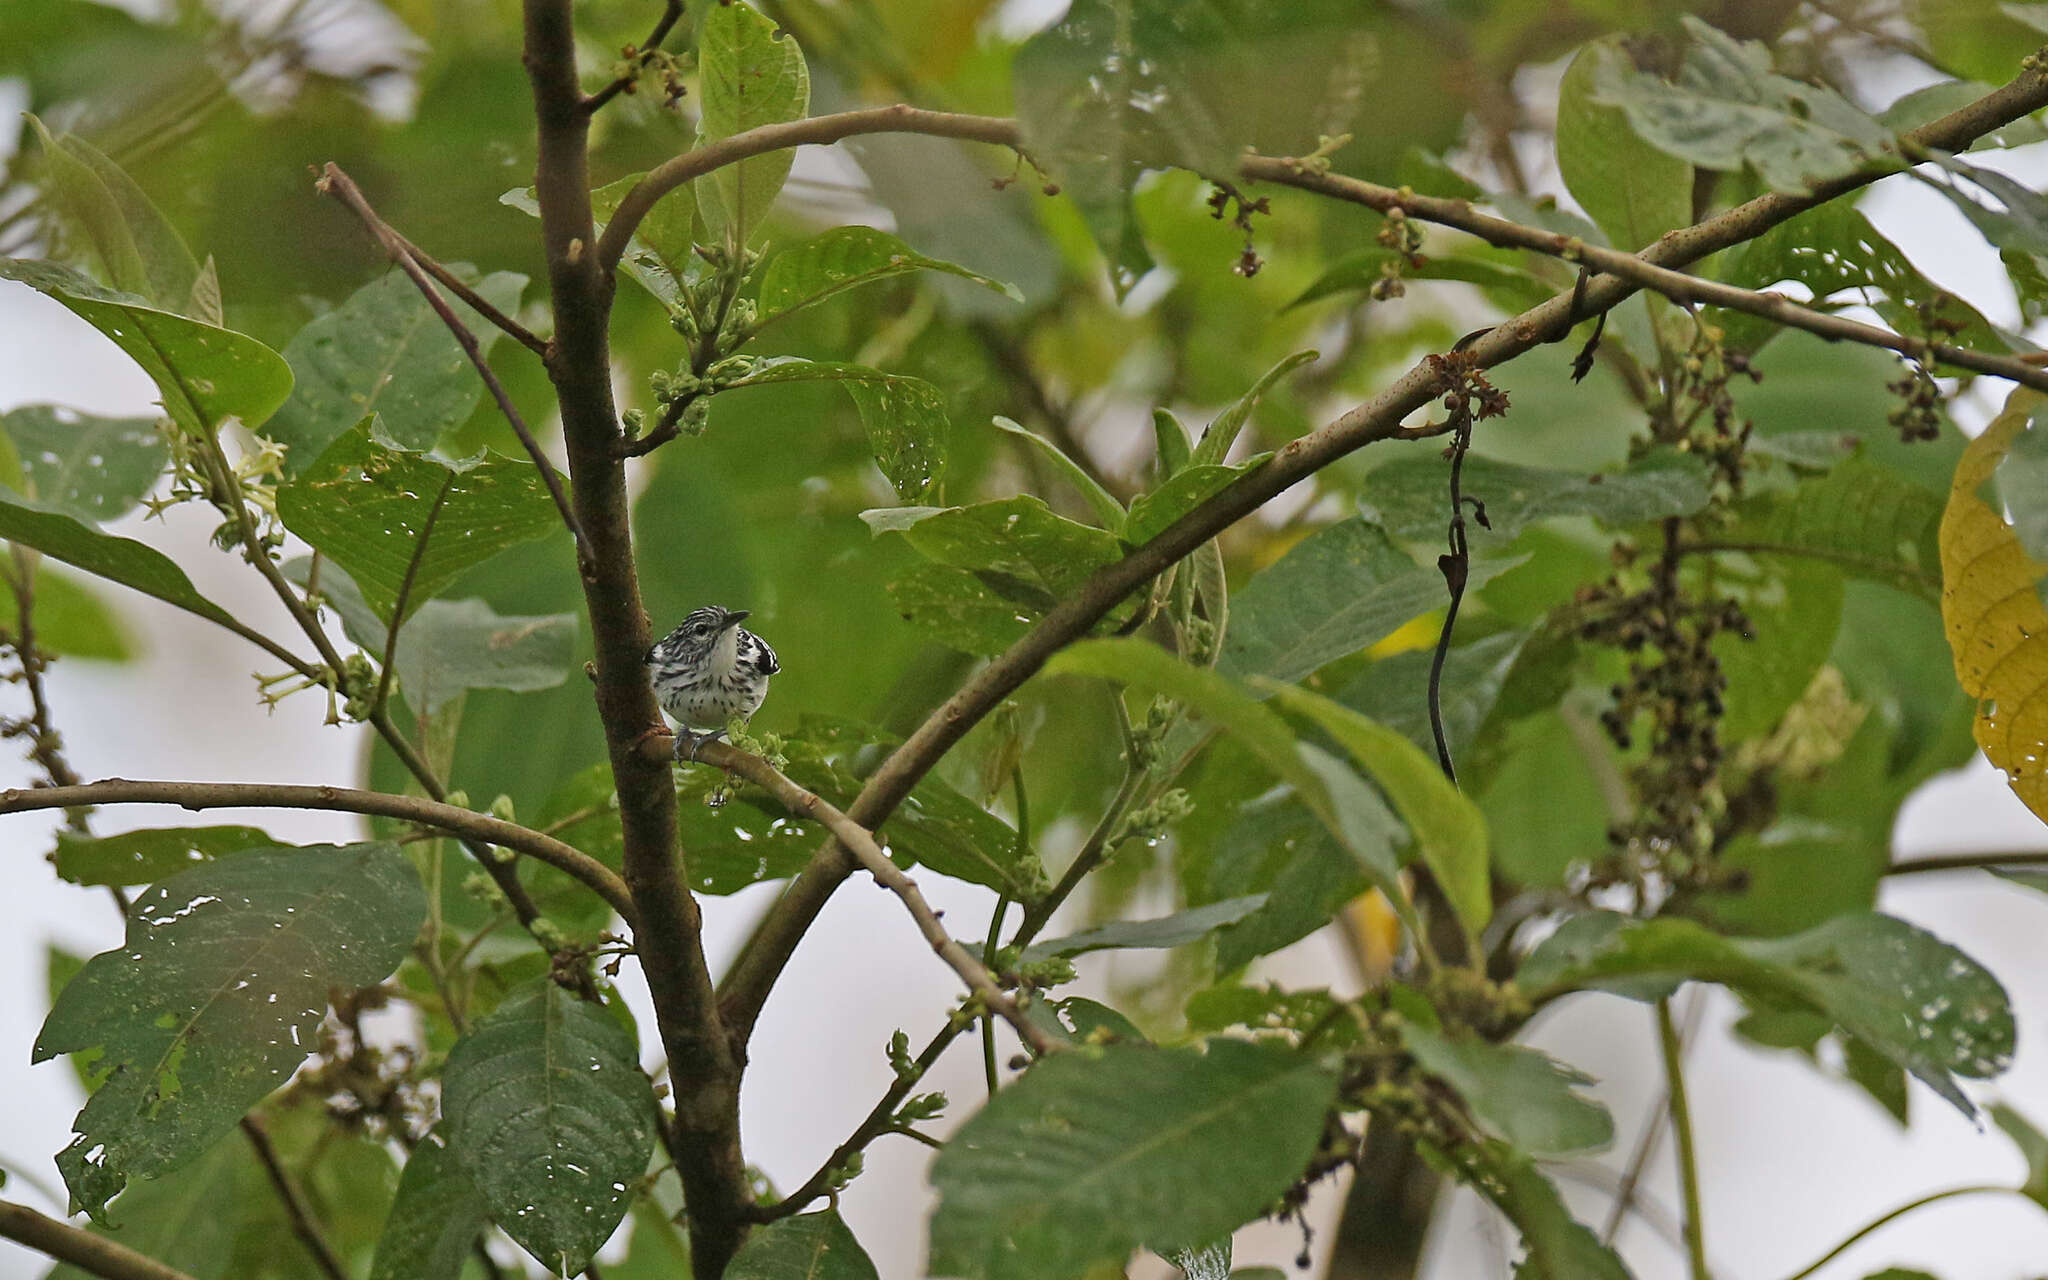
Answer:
[929,1040,1338,1279]
[757,226,1022,327]
[1556,40,1694,252]
[1362,452,1713,547]
[1020,895,1268,963]
[697,1,810,243]
[1400,1026,1613,1158]
[368,1133,491,1280]
[439,980,662,1276]
[35,844,425,1217]
[28,115,200,311]
[724,358,949,501]
[726,1209,880,1280]
[52,824,274,886]
[0,403,167,523]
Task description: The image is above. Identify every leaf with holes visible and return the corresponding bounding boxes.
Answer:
[441,980,660,1276]
[34,843,425,1218]
[929,1039,1337,1279]
[263,269,528,467]
[697,1,809,242]
[54,825,274,887]
[0,259,291,438]
[1519,911,2014,1116]
[757,226,1021,328]
[1938,390,2048,821]
[46,1132,247,1280]
[0,403,167,524]
[277,422,560,625]
[727,1208,880,1280]
[726,359,947,501]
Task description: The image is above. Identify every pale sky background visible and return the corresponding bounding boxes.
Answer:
[4,6,2048,1279]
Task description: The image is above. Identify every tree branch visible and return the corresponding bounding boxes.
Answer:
[686,738,1057,1056]
[317,163,595,578]
[0,777,636,922]
[711,56,2048,1044]
[521,1,747,1271]
[582,0,684,114]
[0,1198,198,1280]
[240,1117,348,1280]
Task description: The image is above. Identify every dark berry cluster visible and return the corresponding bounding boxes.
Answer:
[1887,361,1943,443]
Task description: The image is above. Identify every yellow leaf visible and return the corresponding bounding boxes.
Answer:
[1941,389,2048,819]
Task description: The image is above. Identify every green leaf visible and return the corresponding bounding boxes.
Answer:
[1457,1146,1632,1280]
[1021,895,1269,963]
[1202,777,1381,971]
[507,176,696,309]
[0,490,242,634]
[277,422,561,625]
[53,825,274,887]
[929,1040,1338,1279]
[1400,1026,1613,1157]
[1518,912,2015,1117]
[0,403,167,524]
[1217,518,1450,686]
[1916,149,2048,259]
[726,359,947,502]
[1716,456,1944,599]
[1191,351,1316,470]
[394,598,578,714]
[866,496,1124,601]
[34,843,426,1218]
[697,1,810,242]
[1287,247,1556,314]
[1477,712,1609,890]
[1338,629,1533,763]
[1361,452,1713,546]
[368,1132,491,1280]
[0,563,136,662]
[1991,1103,2048,1210]
[1123,460,1262,547]
[994,415,1125,530]
[1713,558,1844,741]
[1263,682,1492,939]
[1589,16,1894,193]
[47,1133,246,1280]
[883,563,1037,657]
[758,226,1021,326]
[832,763,1045,900]
[30,116,198,310]
[441,981,661,1276]
[263,269,528,467]
[0,259,292,438]
[727,1208,880,1280]
[1556,41,1693,251]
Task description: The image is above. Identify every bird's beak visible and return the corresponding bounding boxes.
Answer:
[721,610,749,630]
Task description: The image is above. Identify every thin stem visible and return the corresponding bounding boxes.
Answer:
[240,1117,349,1280]
[1605,988,1705,1242]
[0,777,635,922]
[316,163,592,577]
[581,0,684,113]
[373,475,453,713]
[1658,998,1711,1280]
[1777,1185,2024,1280]
[1887,851,2048,877]
[0,1198,199,1280]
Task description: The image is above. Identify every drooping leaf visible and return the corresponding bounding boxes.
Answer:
[726,359,947,501]
[0,562,136,662]
[29,116,199,310]
[993,416,1125,530]
[1589,15,1895,193]
[1556,40,1693,251]
[1264,682,1492,940]
[53,825,274,887]
[726,1208,881,1280]
[757,226,1021,327]
[0,491,243,641]
[34,844,426,1217]
[0,259,292,437]
[1519,912,2015,1117]
[1202,780,1380,972]
[440,980,661,1277]
[277,422,561,625]
[1915,149,2048,260]
[263,269,528,467]
[1447,1145,1632,1280]
[1021,895,1269,963]
[1361,452,1713,546]
[368,1132,491,1280]
[696,1,810,242]
[0,403,166,524]
[929,1039,1338,1279]
[1938,390,2048,822]
[1401,1026,1613,1158]
[393,598,578,714]
[47,1133,246,1280]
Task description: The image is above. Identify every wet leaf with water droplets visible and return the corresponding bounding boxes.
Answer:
[0,403,168,524]
[440,980,660,1276]
[53,825,275,887]
[368,1131,491,1280]
[724,359,948,502]
[33,843,425,1219]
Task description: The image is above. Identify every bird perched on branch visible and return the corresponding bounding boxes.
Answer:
[647,605,779,760]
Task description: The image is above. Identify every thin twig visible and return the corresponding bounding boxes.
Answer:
[710,63,2048,1044]
[1658,998,1711,1280]
[581,0,684,114]
[1776,1185,2024,1280]
[0,777,636,923]
[316,163,595,579]
[1604,988,1706,1242]
[0,1198,199,1280]
[689,738,1057,1057]
[373,475,453,713]
[240,1117,349,1280]
[1888,850,2048,876]
[389,229,551,357]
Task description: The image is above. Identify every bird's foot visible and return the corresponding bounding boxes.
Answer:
[675,727,728,763]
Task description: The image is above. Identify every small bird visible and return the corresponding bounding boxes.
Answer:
[646,605,780,760]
